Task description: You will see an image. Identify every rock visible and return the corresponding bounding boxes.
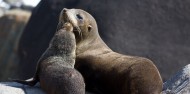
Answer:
[0,82,45,94]
[0,9,31,81]
[163,64,190,94]
[0,1,10,10]
[0,82,94,94]
[0,8,5,17]
[3,0,22,7]
[17,0,190,81]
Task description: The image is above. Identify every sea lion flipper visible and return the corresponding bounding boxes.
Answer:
[9,64,39,86]
[9,77,38,86]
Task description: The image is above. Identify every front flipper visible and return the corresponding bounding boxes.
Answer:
[9,77,38,86]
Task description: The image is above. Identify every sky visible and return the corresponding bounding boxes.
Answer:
[22,0,40,7]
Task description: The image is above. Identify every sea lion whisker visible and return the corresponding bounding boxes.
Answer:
[80,31,83,40]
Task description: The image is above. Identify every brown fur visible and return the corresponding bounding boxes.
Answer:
[62,8,163,94]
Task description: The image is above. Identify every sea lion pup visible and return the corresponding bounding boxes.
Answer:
[10,21,85,94]
[61,8,163,94]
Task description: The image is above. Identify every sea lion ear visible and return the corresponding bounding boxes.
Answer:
[88,25,92,32]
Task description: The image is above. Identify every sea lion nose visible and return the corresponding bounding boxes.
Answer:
[63,8,68,13]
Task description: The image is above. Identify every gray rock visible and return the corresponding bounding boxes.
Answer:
[163,64,190,94]
[3,0,22,7]
[0,8,5,17]
[0,82,45,94]
[0,9,31,81]
[0,82,94,94]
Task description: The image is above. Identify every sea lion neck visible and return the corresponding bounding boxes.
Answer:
[49,31,76,56]
[76,35,111,56]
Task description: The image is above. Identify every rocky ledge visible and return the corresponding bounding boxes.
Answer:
[0,82,93,94]
[1,64,190,94]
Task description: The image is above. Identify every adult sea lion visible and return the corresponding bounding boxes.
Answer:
[62,8,163,94]
[10,21,85,94]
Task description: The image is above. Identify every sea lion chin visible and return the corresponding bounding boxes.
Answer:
[62,8,163,94]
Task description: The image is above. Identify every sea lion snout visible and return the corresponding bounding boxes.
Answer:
[60,8,82,37]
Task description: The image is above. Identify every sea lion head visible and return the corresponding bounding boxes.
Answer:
[59,8,99,45]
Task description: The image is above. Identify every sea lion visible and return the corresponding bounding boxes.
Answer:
[10,21,85,93]
[61,8,163,94]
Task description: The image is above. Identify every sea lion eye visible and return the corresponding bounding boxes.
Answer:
[88,25,92,32]
[76,14,83,20]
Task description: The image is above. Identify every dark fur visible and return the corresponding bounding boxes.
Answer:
[11,21,85,94]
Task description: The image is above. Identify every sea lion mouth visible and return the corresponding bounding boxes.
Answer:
[62,9,81,35]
